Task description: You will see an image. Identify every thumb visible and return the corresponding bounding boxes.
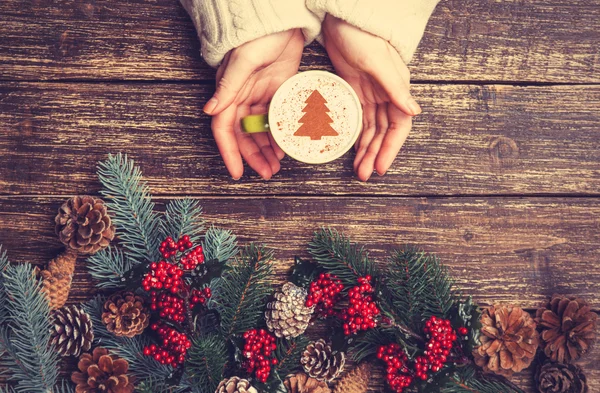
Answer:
[366,55,421,117]
[204,53,256,115]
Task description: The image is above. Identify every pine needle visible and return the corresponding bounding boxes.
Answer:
[86,246,135,289]
[202,226,238,264]
[1,263,60,393]
[97,153,162,264]
[212,244,273,339]
[308,228,374,287]
[185,334,228,393]
[161,199,205,244]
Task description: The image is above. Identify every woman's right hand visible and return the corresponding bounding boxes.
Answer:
[204,29,305,180]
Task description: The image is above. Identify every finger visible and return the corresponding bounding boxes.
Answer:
[353,103,377,172]
[374,105,412,176]
[252,132,281,176]
[268,132,285,161]
[364,50,421,116]
[211,105,244,180]
[235,105,273,180]
[205,52,257,115]
[357,103,388,182]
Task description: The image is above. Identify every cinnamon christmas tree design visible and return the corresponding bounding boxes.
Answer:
[294,89,339,140]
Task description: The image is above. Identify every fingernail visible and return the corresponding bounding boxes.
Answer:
[406,96,422,116]
[232,176,241,181]
[203,97,218,114]
[377,170,385,176]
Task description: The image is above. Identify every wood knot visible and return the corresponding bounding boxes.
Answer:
[489,136,519,167]
[54,30,81,59]
[463,230,474,242]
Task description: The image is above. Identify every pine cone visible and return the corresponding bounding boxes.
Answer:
[55,195,115,255]
[284,372,331,393]
[473,305,539,376]
[333,362,371,393]
[535,361,588,393]
[71,347,135,393]
[535,294,597,364]
[266,282,315,339]
[215,377,258,393]
[101,291,149,338]
[50,305,94,357]
[301,339,345,382]
[40,250,77,309]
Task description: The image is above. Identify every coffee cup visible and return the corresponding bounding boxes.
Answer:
[241,71,362,164]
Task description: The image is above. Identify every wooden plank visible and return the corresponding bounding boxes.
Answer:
[0,195,598,391]
[0,83,599,196]
[0,0,598,82]
[0,196,598,307]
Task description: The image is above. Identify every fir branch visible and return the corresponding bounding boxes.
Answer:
[441,365,526,393]
[308,228,374,287]
[54,380,75,393]
[86,247,135,289]
[212,244,274,339]
[161,199,205,244]
[274,336,310,378]
[1,263,60,393]
[350,327,418,363]
[202,226,238,264]
[97,153,162,263]
[185,334,228,393]
[83,296,173,382]
[0,245,9,325]
[384,248,455,329]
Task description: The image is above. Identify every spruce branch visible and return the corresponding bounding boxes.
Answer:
[441,365,526,393]
[83,296,173,382]
[97,153,162,263]
[161,199,205,244]
[212,244,274,339]
[202,226,238,264]
[185,334,228,393]
[274,335,310,378]
[383,248,456,329]
[1,263,60,393]
[0,245,9,325]
[308,228,374,287]
[86,246,135,289]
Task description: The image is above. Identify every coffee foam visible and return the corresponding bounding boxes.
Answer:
[269,71,362,164]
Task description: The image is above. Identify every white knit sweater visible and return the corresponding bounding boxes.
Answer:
[180,0,440,67]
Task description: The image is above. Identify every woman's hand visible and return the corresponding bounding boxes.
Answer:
[204,29,305,180]
[322,15,421,181]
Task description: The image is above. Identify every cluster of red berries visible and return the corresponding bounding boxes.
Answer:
[418,316,458,376]
[159,235,194,259]
[143,323,191,367]
[190,287,212,306]
[378,343,412,392]
[241,329,278,383]
[141,261,185,294]
[305,273,344,317]
[378,316,461,392]
[150,291,185,323]
[340,276,380,335]
[180,245,205,270]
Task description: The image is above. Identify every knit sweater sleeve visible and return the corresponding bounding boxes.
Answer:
[306,0,440,64]
[180,0,322,67]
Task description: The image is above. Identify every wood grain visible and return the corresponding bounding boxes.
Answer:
[0,195,598,391]
[0,0,598,82]
[0,196,598,307]
[1,82,598,196]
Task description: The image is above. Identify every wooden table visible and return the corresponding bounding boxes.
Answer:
[0,1,598,391]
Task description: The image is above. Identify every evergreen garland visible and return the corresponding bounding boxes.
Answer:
[202,226,238,265]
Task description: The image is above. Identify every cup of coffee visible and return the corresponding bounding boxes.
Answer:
[241,71,362,164]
